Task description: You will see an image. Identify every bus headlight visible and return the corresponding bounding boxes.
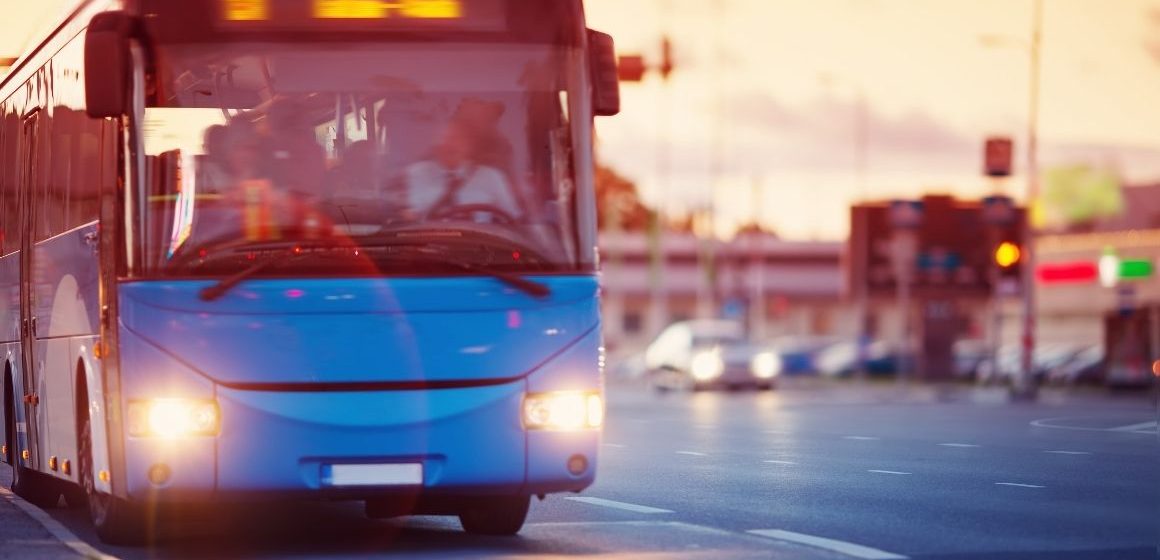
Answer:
[751,352,781,379]
[128,399,220,438]
[524,392,603,430]
[690,351,724,381]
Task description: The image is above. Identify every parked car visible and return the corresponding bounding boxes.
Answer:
[977,343,1084,385]
[952,339,991,381]
[1046,345,1104,386]
[815,339,898,377]
[610,351,649,381]
[644,320,780,391]
[769,335,840,376]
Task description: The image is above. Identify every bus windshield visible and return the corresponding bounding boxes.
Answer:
[140,41,587,276]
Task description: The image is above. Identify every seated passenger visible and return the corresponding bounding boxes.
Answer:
[197,124,232,194]
[262,98,327,199]
[329,140,378,199]
[403,119,519,222]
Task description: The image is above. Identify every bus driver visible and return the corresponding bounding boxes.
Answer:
[403,116,521,223]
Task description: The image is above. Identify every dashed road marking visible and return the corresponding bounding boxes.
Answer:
[1031,416,1157,434]
[867,470,910,475]
[937,443,980,448]
[748,529,908,559]
[676,450,707,457]
[1044,450,1091,455]
[995,482,1045,488]
[565,497,674,514]
[843,436,879,441]
[1111,421,1158,433]
[602,443,627,449]
[763,460,797,465]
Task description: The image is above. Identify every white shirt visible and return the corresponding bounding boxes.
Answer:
[405,161,520,219]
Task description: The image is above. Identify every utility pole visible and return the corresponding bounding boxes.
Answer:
[1015,0,1043,400]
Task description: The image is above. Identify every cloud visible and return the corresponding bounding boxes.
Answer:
[720,92,977,174]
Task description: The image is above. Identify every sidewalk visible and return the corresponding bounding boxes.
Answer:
[609,372,1156,408]
[0,470,103,559]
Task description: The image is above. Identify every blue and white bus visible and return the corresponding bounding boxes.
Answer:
[0,0,619,544]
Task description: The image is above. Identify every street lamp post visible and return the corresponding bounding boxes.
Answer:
[1015,0,1043,399]
[819,73,870,376]
[979,0,1042,399]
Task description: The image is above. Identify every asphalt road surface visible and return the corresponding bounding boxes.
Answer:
[6,378,1159,560]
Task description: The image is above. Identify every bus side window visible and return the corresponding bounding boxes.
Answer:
[0,108,7,254]
[43,108,67,241]
[0,108,17,255]
[64,106,101,229]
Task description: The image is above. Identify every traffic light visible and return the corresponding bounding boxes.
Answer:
[984,199,1026,292]
[660,36,674,80]
[992,238,1023,291]
[994,241,1021,269]
[983,137,1013,177]
[617,55,646,82]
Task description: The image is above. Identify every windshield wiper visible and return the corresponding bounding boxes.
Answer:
[376,246,550,298]
[198,248,309,301]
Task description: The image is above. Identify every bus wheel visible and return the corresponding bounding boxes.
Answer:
[458,496,530,536]
[5,381,60,508]
[78,396,147,545]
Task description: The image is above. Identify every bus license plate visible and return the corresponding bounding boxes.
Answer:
[324,463,423,487]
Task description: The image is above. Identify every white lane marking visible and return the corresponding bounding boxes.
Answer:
[995,482,1045,488]
[602,443,627,449]
[530,520,737,536]
[1111,421,1158,433]
[1044,450,1091,455]
[843,436,879,441]
[0,485,119,560]
[748,529,908,559]
[675,450,707,456]
[937,443,980,448]
[763,460,797,465]
[764,429,789,435]
[565,497,674,514]
[1031,416,1157,434]
[867,470,911,475]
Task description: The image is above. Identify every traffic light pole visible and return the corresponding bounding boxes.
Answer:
[1015,0,1042,400]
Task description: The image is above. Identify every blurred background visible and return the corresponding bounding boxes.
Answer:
[576,0,1160,391]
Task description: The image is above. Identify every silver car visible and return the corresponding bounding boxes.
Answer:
[644,320,781,391]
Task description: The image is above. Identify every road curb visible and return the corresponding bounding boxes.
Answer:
[0,485,117,560]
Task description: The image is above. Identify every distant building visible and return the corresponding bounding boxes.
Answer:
[599,231,856,351]
[1031,183,1160,346]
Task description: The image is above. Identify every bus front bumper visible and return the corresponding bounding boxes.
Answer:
[120,380,599,503]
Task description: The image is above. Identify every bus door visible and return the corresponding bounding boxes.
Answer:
[17,109,40,469]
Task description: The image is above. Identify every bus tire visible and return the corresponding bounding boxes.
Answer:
[5,377,60,508]
[458,495,530,536]
[77,388,148,546]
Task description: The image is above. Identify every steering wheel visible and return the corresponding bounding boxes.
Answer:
[428,203,518,226]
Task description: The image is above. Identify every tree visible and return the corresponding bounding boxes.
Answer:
[595,163,654,231]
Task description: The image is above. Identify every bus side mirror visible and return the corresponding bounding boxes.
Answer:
[85,11,138,119]
[587,29,621,117]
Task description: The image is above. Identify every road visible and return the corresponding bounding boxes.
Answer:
[6,378,1159,559]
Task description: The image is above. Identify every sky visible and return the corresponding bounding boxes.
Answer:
[3,1,1160,239]
[586,0,1160,239]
